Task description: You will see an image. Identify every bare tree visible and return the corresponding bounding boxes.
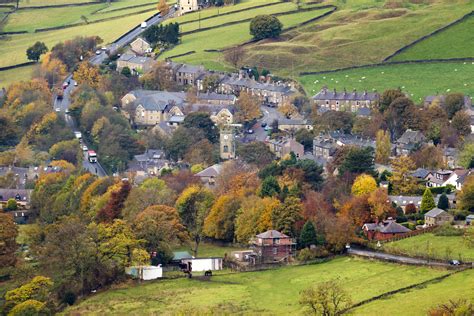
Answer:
[300,279,352,315]
[225,46,244,69]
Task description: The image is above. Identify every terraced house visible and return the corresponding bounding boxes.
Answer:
[312,87,379,112]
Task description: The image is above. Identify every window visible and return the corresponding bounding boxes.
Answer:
[274,238,280,244]
[223,145,229,153]
[272,247,277,255]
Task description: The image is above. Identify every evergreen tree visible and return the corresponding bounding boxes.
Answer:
[420,188,436,212]
[299,221,318,249]
[260,176,280,198]
[437,192,449,210]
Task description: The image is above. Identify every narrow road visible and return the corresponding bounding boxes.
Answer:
[348,247,452,267]
[54,8,176,177]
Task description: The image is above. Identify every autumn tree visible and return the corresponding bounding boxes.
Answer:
[96,180,132,222]
[410,145,444,170]
[444,93,465,119]
[34,52,68,87]
[235,91,261,122]
[405,203,417,214]
[367,188,395,221]
[375,129,391,164]
[459,143,474,169]
[279,101,298,118]
[0,212,18,268]
[428,299,474,316]
[73,62,101,88]
[421,188,436,212]
[458,175,474,212]
[389,155,419,195]
[4,276,53,315]
[140,62,178,91]
[26,41,48,62]
[225,46,244,69]
[351,174,377,196]
[299,280,352,316]
[237,141,275,168]
[378,89,405,113]
[203,194,242,241]
[272,196,302,236]
[157,0,169,15]
[175,185,214,256]
[133,205,188,263]
[385,96,418,140]
[260,176,280,198]
[202,74,220,92]
[451,110,471,137]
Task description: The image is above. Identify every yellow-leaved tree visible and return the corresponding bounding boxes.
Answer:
[351,174,377,196]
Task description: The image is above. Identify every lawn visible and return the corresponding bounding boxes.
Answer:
[0,65,34,89]
[383,233,474,262]
[352,269,474,316]
[240,0,474,76]
[390,15,474,62]
[160,7,333,70]
[298,61,474,103]
[18,0,94,7]
[0,10,156,68]
[63,257,447,315]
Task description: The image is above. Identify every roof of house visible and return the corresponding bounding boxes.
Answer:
[256,230,289,239]
[168,115,185,123]
[177,63,205,74]
[411,168,432,179]
[312,87,379,101]
[131,37,150,47]
[195,164,222,178]
[135,91,186,111]
[278,118,309,126]
[396,129,426,145]
[118,54,153,65]
[197,92,236,102]
[0,189,32,202]
[222,75,294,94]
[363,220,411,234]
[425,207,450,218]
[357,107,372,117]
[134,149,164,162]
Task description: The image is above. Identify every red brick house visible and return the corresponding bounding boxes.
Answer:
[362,219,411,241]
[250,230,296,263]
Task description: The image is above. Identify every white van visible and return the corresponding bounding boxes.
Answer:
[141,21,147,28]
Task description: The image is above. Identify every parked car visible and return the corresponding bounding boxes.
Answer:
[74,81,78,86]
[55,108,60,112]
[261,122,267,127]
[247,129,254,134]
[141,21,147,28]
[82,145,88,151]
[449,260,461,266]
[95,50,101,55]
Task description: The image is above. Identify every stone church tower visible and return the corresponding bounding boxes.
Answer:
[220,127,236,160]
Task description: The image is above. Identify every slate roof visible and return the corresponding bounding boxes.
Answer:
[135,91,186,111]
[256,230,289,239]
[222,75,294,94]
[278,118,309,125]
[118,54,153,65]
[177,64,205,74]
[197,92,236,102]
[425,208,449,218]
[312,87,379,101]
[411,168,432,179]
[0,189,32,203]
[172,251,193,261]
[424,95,472,107]
[357,107,372,117]
[396,129,426,145]
[363,220,411,234]
[195,164,222,178]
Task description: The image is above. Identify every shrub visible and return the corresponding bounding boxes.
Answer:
[434,223,463,236]
[297,247,329,262]
[416,220,425,225]
[62,291,76,306]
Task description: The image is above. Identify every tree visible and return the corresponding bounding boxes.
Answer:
[166,127,205,161]
[444,93,465,119]
[140,62,178,91]
[96,180,132,222]
[390,155,419,195]
[4,276,53,315]
[295,128,314,152]
[458,175,474,212]
[351,174,377,196]
[272,196,302,236]
[295,159,324,190]
[410,145,444,170]
[375,129,391,164]
[459,143,474,169]
[279,101,298,118]
[202,74,220,92]
[73,62,101,88]
[224,46,244,69]
[0,211,18,268]
[299,280,352,316]
[133,205,188,263]
[437,192,449,210]
[120,66,132,77]
[405,203,417,214]
[299,221,321,249]
[316,110,353,133]
[175,185,214,256]
[379,89,404,113]
[9,299,49,316]
[237,141,275,168]
[235,91,261,122]
[428,299,474,316]
[26,41,48,62]
[5,198,18,211]
[451,110,471,137]
[157,0,169,15]
[385,96,418,140]
[421,188,436,212]
[260,176,280,198]
[203,194,241,241]
[49,139,81,165]
[183,112,218,143]
[338,147,375,176]
[249,15,283,40]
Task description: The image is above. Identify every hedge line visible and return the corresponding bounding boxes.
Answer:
[181,5,335,36]
[165,50,196,59]
[384,10,474,62]
[299,57,474,76]
[16,1,101,10]
[91,2,155,15]
[0,61,35,71]
[0,30,27,35]
[34,7,156,33]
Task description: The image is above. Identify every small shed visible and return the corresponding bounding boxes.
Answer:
[126,265,163,280]
[466,214,474,225]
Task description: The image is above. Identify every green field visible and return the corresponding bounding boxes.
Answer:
[352,269,474,316]
[383,233,474,262]
[391,15,474,62]
[64,257,448,315]
[299,61,474,102]
[160,7,333,70]
[0,65,34,89]
[239,0,474,76]
[18,0,94,7]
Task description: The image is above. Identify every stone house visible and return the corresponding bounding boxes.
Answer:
[395,129,427,155]
[196,92,236,106]
[424,208,454,227]
[130,37,151,56]
[195,164,222,187]
[278,118,313,132]
[312,87,379,113]
[250,230,296,264]
[0,189,33,224]
[126,149,171,182]
[267,138,304,159]
[116,54,155,74]
[176,64,205,86]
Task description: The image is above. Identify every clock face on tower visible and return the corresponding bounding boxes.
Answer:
[224,135,228,140]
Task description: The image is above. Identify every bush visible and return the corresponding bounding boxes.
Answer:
[396,215,407,223]
[454,210,469,221]
[297,247,329,262]
[429,185,454,195]
[249,15,283,40]
[400,222,416,230]
[62,291,76,306]
[434,223,463,236]
[416,220,425,225]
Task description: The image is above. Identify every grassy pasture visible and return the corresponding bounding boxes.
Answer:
[18,0,94,7]
[240,0,474,76]
[63,257,448,315]
[382,233,474,262]
[352,269,474,316]
[391,15,474,62]
[0,64,34,89]
[299,61,474,102]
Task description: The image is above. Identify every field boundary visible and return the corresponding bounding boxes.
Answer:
[0,61,34,71]
[16,1,101,10]
[384,10,474,62]
[92,2,155,15]
[344,268,470,313]
[299,58,474,76]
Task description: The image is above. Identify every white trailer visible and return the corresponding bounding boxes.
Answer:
[181,257,223,272]
[126,265,163,280]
